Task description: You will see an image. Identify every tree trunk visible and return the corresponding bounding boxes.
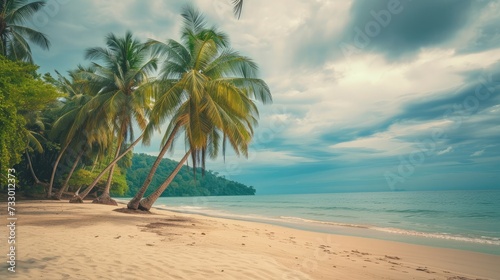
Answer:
[138,151,191,211]
[25,150,49,187]
[127,125,179,210]
[90,156,98,173]
[55,150,83,200]
[92,140,122,206]
[48,142,70,198]
[92,192,117,206]
[75,133,144,201]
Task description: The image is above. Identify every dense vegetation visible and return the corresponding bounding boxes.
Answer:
[1,1,266,209]
[0,57,61,172]
[125,153,255,197]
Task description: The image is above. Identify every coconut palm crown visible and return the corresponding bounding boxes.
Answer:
[75,31,157,203]
[0,0,50,62]
[146,5,271,172]
[130,6,271,211]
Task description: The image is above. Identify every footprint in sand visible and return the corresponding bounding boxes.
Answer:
[416,267,434,274]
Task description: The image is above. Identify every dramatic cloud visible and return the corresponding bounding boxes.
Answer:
[30,0,500,194]
[339,0,489,61]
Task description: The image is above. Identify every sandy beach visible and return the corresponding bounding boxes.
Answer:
[1,200,499,280]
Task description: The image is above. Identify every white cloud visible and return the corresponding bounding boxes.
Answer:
[30,0,500,191]
[437,146,453,156]
[471,149,485,157]
[328,119,453,160]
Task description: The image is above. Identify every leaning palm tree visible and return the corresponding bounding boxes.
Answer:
[47,67,108,199]
[52,70,112,200]
[128,6,271,211]
[54,147,84,199]
[137,105,259,211]
[74,32,157,205]
[0,0,50,62]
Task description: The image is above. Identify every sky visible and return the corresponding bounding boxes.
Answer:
[30,0,500,194]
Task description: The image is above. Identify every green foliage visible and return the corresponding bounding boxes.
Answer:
[110,166,128,196]
[125,153,255,197]
[15,140,59,189]
[144,5,271,178]
[0,94,25,174]
[69,166,128,196]
[1,7,267,201]
[68,169,99,190]
[0,57,62,184]
[0,0,51,62]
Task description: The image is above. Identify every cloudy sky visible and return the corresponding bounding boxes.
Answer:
[31,0,500,194]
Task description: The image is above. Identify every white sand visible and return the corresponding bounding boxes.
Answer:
[1,200,498,279]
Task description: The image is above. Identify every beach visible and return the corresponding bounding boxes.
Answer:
[1,200,498,280]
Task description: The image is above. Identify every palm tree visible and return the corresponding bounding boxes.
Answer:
[48,68,112,199]
[0,0,50,62]
[23,111,50,189]
[74,32,157,205]
[128,6,271,211]
[54,148,84,199]
[52,70,111,201]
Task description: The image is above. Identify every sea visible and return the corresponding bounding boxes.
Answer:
[118,190,500,255]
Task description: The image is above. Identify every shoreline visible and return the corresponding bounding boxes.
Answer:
[149,204,500,256]
[1,200,499,279]
[119,197,500,256]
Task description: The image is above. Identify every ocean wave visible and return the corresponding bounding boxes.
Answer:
[372,227,500,246]
[154,205,207,211]
[278,216,500,246]
[150,204,500,247]
[154,205,286,224]
[383,209,442,214]
[279,216,369,229]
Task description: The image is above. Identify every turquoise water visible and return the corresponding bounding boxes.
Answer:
[118,190,500,255]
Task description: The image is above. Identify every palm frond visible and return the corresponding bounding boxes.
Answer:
[26,131,44,153]
[9,24,49,49]
[181,5,207,41]
[8,29,32,62]
[7,1,45,24]
[1,0,50,62]
[232,0,244,19]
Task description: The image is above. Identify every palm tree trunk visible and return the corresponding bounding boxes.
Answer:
[127,124,180,210]
[92,140,122,205]
[0,35,5,56]
[90,156,98,173]
[138,151,191,211]
[103,165,116,194]
[75,133,144,201]
[25,150,48,186]
[48,142,70,198]
[55,149,84,200]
